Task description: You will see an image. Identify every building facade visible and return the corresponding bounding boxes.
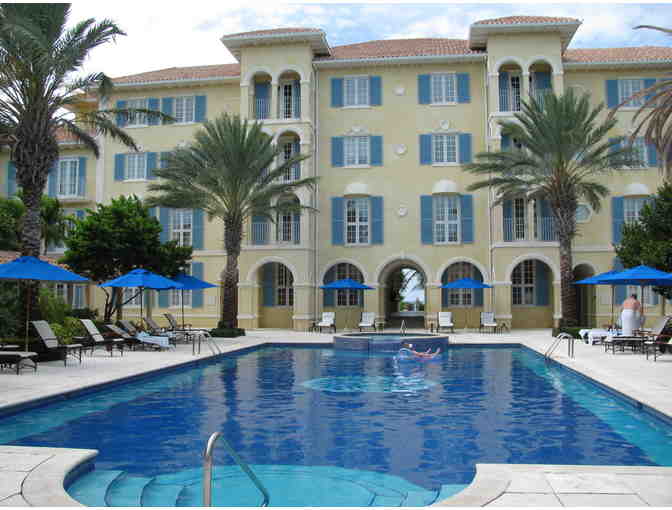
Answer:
[3,15,670,330]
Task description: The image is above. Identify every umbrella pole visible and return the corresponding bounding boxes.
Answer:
[182,289,185,330]
[140,286,144,330]
[24,282,30,352]
[611,286,614,328]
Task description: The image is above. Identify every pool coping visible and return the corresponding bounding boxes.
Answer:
[4,337,672,507]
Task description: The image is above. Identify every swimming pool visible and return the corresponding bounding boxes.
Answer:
[2,345,672,507]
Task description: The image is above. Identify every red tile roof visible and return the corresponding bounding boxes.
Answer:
[222,27,322,38]
[320,38,483,60]
[113,64,240,85]
[473,15,580,25]
[563,46,672,63]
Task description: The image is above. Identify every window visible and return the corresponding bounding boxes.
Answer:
[171,265,192,308]
[53,284,86,309]
[125,153,147,180]
[500,73,522,112]
[446,262,474,306]
[127,98,148,126]
[345,197,369,245]
[170,209,193,247]
[174,96,195,123]
[619,79,644,108]
[56,158,80,197]
[281,83,293,119]
[52,209,78,250]
[575,204,591,222]
[513,198,527,240]
[276,264,294,306]
[335,263,363,306]
[123,287,142,307]
[624,197,647,224]
[630,138,647,168]
[432,134,457,164]
[434,195,460,244]
[431,73,456,104]
[344,136,370,166]
[344,76,369,107]
[281,142,294,181]
[512,260,535,306]
[627,285,656,306]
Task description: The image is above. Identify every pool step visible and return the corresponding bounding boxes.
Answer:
[105,474,154,507]
[67,470,124,507]
[402,490,439,506]
[140,479,186,507]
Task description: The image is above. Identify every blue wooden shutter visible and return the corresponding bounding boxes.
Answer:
[47,163,57,197]
[459,133,472,164]
[251,215,268,245]
[539,199,554,241]
[262,263,275,307]
[161,97,174,124]
[76,209,85,220]
[501,134,511,151]
[503,200,513,241]
[116,100,127,127]
[191,262,204,308]
[114,154,125,181]
[192,209,204,250]
[7,162,16,196]
[457,73,470,103]
[612,196,624,244]
[255,82,269,100]
[613,257,626,305]
[331,78,344,107]
[535,261,549,306]
[474,268,484,307]
[194,95,207,122]
[371,196,383,244]
[331,197,344,245]
[606,80,619,108]
[159,207,170,243]
[370,136,383,166]
[460,194,474,243]
[647,142,658,167]
[148,98,160,125]
[158,289,169,308]
[293,80,301,117]
[323,267,335,307]
[293,212,300,243]
[331,137,344,167]
[499,71,509,111]
[419,134,432,165]
[146,152,157,180]
[441,270,448,307]
[160,151,171,169]
[643,78,656,104]
[418,74,431,104]
[420,195,433,244]
[369,76,382,106]
[293,140,301,180]
[535,71,552,90]
[77,157,86,197]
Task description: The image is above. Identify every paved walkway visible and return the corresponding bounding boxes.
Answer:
[1,329,671,507]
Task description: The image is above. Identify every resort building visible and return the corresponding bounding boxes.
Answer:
[2,15,670,330]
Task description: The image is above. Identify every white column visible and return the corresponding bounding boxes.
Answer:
[270,81,279,120]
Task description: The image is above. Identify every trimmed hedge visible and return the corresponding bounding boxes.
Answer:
[209,327,245,338]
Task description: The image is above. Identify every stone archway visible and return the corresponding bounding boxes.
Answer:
[257,261,295,329]
[377,259,427,329]
[574,263,596,327]
[510,258,554,329]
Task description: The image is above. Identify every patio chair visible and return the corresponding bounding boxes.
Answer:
[0,351,38,375]
[79,319,125,357]
[105,324,142,350]
[164,313,203,342]
[479,312,498,334]
[358,312,376,332]
[118,320,172,350]
[642,315,672,361]
[31,320,83,366]
[437,312,455,333]
[119,319,141,336]
[144,316,183,345]
[165,312,191,330]
[316,312,336,333]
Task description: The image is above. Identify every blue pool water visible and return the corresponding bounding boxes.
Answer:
[2,345,672,507]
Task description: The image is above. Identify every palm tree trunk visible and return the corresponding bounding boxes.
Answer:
[222,217,243,328]
[558,233,577,327]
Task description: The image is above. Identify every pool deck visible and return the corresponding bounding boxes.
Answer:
[1,329,671,507]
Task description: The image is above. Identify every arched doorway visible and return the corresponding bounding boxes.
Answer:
[378,260,426,329]
[440,262,484,329]
[510,259,554,329]
[574,264,596,327]
[323,262,364,330]
[257,262,294,328]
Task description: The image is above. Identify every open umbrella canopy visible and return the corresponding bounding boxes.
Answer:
[0,255,87,282]
[100,268,183,290]
[170,272,216,290]
[441,277,492,289]
[573,270,621,285]
[596,265,672,287]
[320,278,373,290]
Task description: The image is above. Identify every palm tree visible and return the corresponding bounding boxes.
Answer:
[465,89,636,326]
[613,25,672,180]
[39,196,67,254]
[147,113,317,328]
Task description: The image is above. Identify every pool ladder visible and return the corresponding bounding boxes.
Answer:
[203,432,269,507]
[400,320,406,335]
[545,333,575,359]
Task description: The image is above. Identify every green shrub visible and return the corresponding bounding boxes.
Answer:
[209,327,245,338]
[39,287,71,325]
[552,327,583,339]
[51,317,86,344]
[0,282,20,338]
[70,308,98,320]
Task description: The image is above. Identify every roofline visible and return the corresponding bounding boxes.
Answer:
[469,20,581,51]
[471,20,581,27]
[314,53,487,68]
[221,30,331,59]
[563,59,672,69]
[112,75,240,89]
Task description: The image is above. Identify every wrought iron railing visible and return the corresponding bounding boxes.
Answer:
[254,98,270,120]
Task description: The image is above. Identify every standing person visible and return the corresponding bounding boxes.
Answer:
[620,294,642,336]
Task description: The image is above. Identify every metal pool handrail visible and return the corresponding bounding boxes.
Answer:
[545,333,574,359]
[203,432,270,507]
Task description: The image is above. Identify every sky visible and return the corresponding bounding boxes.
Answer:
[68,1,672,79]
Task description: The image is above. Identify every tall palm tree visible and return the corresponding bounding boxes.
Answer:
[39,196,67,254]
[465,89,636,326]
[613,25,672,181]
[147,113,317,328]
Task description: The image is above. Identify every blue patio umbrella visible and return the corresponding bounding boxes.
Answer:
[320,279,374,330]
[441,278,492,330]
[100,269,183,324]
[0,256,88,350]
[595,265,672,317]
[170,272,217,329]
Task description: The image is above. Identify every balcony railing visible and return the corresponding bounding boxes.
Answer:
[249,221,270,245]
[248,220,301,245]
[277,220,300,244]
[503,217,557,242]
[254,98,270,120]
[534,216,558,241]
[503,218,527,241]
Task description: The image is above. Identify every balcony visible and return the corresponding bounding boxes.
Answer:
[254,98,270,120]
[249,221,270,245]
[503,217,557,242]
[277,220,300,245]
[248,220,300,246]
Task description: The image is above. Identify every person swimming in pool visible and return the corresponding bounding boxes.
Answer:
[409,347,441,359]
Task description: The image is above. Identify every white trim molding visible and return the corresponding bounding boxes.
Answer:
[319,258,369,284]
[435,257,490,285]
[245,256,300,283]
[504,253,560,283]
[372,253,432,284]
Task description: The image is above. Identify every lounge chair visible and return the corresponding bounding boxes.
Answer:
[165,312,191,330]
[438,312,455,333]
[316,312,336,333]
[358,312,376,332]
[164,313,204,341]
[642,316,672,361]
[0,351,38,374]
[79,319,125,356]
[31,320,84,366]
[118,320,172,350]
[105,324,142,350]
[479,312,498,334]
[119,319,141,336]
[144,316,182,345]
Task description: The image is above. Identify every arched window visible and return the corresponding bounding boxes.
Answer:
[323,263,364,307]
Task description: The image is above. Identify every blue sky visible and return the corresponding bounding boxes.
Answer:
[70,2,671,78]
